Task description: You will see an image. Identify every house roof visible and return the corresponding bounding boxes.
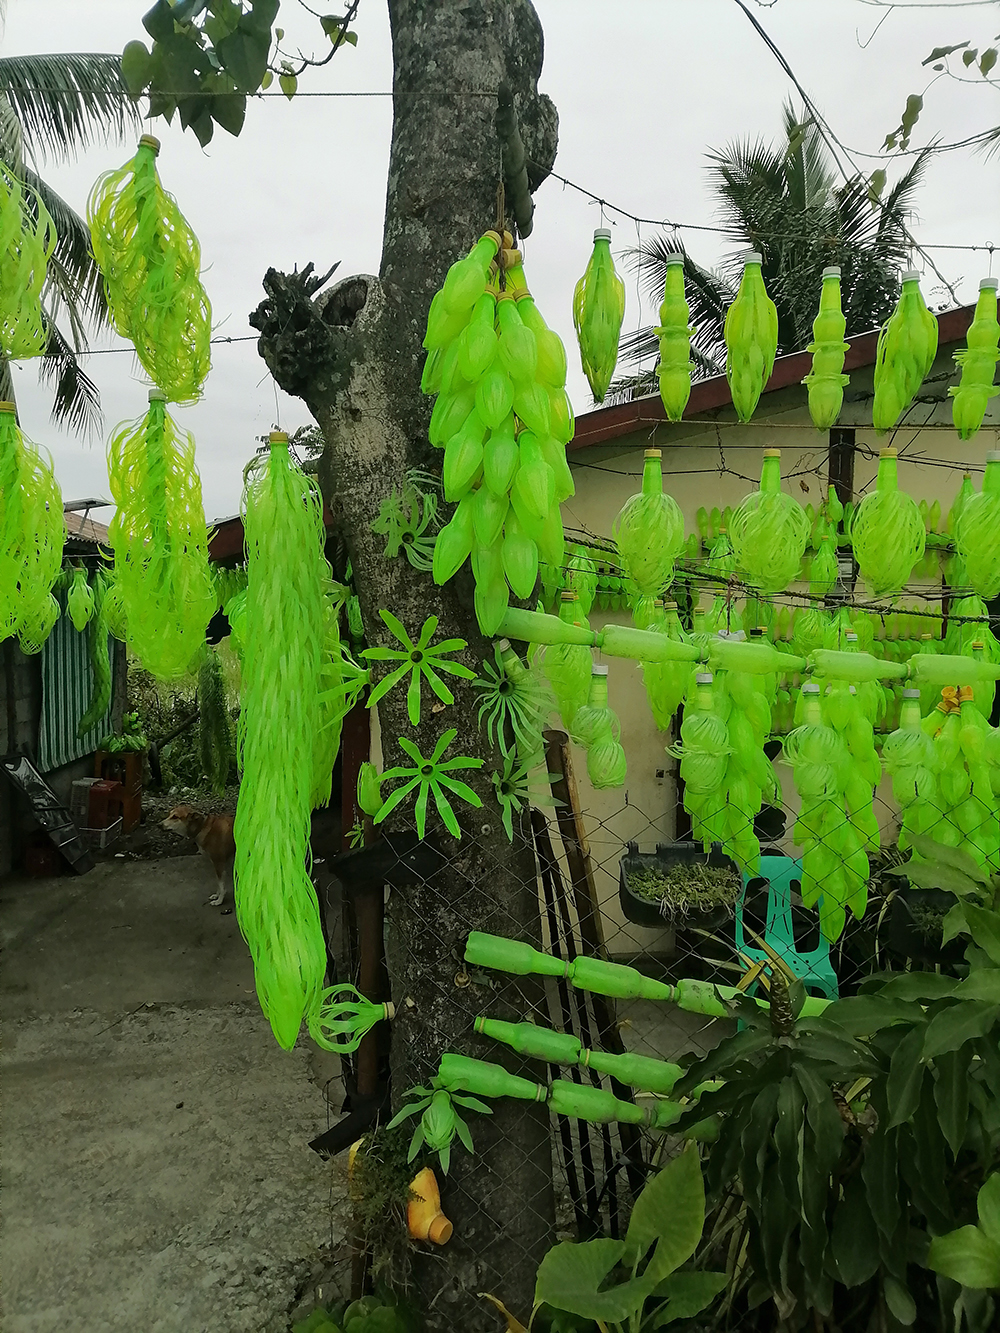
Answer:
[64,510,111,546]
[208,504,335,563]
[569,302,977,453]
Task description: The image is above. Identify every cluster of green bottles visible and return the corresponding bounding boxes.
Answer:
[424,231,574,634]
[851,448,927,596]
[951,278,999,440]
[573,228,626,403]
[724,252,779,423]
[0,403,63,653]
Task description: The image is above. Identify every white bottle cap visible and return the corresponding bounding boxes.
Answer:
[822,266,841,278]
[495,639,511,652]
[980,278,999,291]
[902,688,920,699]
[664,252,684,266]
[591,664,609,676]
[744,251,763,266]
[987,450,1000,463]
[148,388,166,401]
[845,632,858,641]
[593,228,612,242]
[696,672,714,685]
[901,268,920,283]
[802,682,821,694]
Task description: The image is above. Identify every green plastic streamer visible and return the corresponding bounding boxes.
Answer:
[849,447,925,595]
[802,266,850,431]
[0,403,64,649]
[199,648,233,796]
[730,449,809,594]
[78,572,112,737]
[957,452,1000,599]
[0,161,56,360]
[66,566,95,632]
[87,136,211,403]
[656,253,693,421]
[234,434,329,1051]
[724,252,778,423]
[572,228,625,403]
[611,447,684,595]
[106,390,216,680]
[950,278,999,441]
[872,269,938,433]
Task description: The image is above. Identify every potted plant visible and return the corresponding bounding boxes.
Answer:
[619,840,741,930]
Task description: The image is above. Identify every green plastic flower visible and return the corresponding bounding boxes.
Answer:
[363,611,475,725]
[311,983,393,1054]
[473,640,552,760]
[491,752,561,842]
[374,729,483,839]
[370,470,440,571]
[385,1083,491,1174]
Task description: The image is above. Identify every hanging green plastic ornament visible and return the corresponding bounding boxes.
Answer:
[77,572,113,736]
[730,448,809,594]
[473,638,552,763]
[586,725,627,789]
[724,252,778,423]
[357,762,384,819]
[572,228,625,403]
[611,448,684,595]
[565,545,598,616]
[423,230,502,349]
[0,402,64,648]
[802,266,850,430]
[572,666,619,747]
[950,278,999,440]
[850,447,925,596]
[808,534,840,599]
[234,433,330,1052]
[88,137,211,403]
[539,592,593,732]
[872,269,938,433]
[310,984,394,1055]
[656,253,693,421]
[0,161,56,360]
[957,452,1000,599]
[66,567,95,633]
[106,390,216,680]
[671,672,731,853]
[881,688,940,850]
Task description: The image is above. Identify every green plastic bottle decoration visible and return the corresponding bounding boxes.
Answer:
[850,447,925,595]
[386,1080,493,1175]
[950,278,999,441]
[573,228,625,403]
[656,253,693,421]
[88,136,211,402]
[642,600,693,730]
[730,449,809,593]
[565,545,598,616]
[957,452,1000,599]
[0,402,64,651]
[0,161,56,361]
[724,252,778,422]
[66,567,95,633]
[802,266,850,430]
[310,985,394,1054]
[872,269,938,433]
[539,592,593,731]
[573,665,627,789]
[611,448,684,595]
[881,687,939,850]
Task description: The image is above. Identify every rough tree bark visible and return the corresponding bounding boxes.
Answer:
[250,3,559,1327]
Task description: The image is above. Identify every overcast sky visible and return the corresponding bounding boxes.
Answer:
[4,0,995,522]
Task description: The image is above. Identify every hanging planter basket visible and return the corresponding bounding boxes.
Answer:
[618,840,740,930]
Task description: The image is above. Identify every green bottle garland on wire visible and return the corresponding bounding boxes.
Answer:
[802,266,850,430]
[611,447,684,595]
[656,253,693,421]
[0,402,63,651]
[88,136,211,403]
[730,448,809,594]
[850,447,925,596]
[0,161,56,360]
[724,251,778,423]
[950,277,999,441]
[872,268,938,433]
[572,228,625,403]
[106,390,216,680]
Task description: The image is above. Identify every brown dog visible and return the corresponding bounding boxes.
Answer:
[161,805,236,906]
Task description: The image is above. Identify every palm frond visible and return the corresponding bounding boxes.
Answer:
[0,53,139,162]
[26,166,108,329]
[0,93,22,172]
[37,317,102,437]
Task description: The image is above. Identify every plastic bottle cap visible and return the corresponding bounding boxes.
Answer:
[880,446,897,458]
[750,628,765,637]
[902,689,920,699]
[921,633,933,640]
[560,590,578,601]
[822,266,842,278]
[663,252,684,266]
[593,228,612,242]
[139,133,160,153]
[0,400,16,413]
[744,251,763,265]
[148,388,166,402]
[495,639,511,652]
[696,672,713,684]
[988,451,1000,464]
[901,268,920,283]
[591,665,609,676]
[845,632,858,641]
[269,430,289,444]
[802,682,820,694]
[644,447,662,459]
[972,640,984,650]
[763,447,781,458]
[981,278,999,291]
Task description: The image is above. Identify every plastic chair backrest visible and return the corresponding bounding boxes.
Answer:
[736,854,839,1000]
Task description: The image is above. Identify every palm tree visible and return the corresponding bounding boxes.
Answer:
[0,50,140,432]
[612,102,928,402]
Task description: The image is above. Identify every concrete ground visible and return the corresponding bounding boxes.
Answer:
[0,852,350,1333]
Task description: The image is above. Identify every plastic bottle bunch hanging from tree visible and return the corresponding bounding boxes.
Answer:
[724,252,778,422]
[572,228,625,403]
[656,253,693,421]
[87,136,211,403]
[572,665,626,789]
[802,266,850,431]
[872,269,938,433]
[850,447,925,596]
[0,162,56,361]
[950,277,999,441]
[425,234,574,633]
[611,448,684,596]
[957,451,1000,599]
[106,390,216,680]
[730,449,809,594]
[0,402,63,652]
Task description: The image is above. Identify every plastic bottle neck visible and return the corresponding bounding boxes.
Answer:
[802,692,822,725]
[876,452,898,494]
[641,453,663,497]
[587,673,609,709]
[760,452,781,495]
[983,458,1000,497]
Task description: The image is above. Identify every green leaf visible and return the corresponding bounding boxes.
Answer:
[534,1239,652,1323]
[934,1045,971,1158]
[980,48,997,77]
[884,1275,916,1326]
[926,1225,1000,1289]
[962,905,1000,962]
[143,0,177,42]
[923,1003,1000,1061]
[887,1025,925,1128]
[978,1174,1000,1246]
[832,1172,880,1287]
[246,0,280,34]
[900,93,923,138]
[121,40,152,95]
[881,972,957,1001]
[261,68,273,89]
[922,42,970,65]
[211,90,246,135]
[217,25,270,92]
[887,860,982,897]
[907,835,991,885]
[624,1144,705,1280]
[279,71,297,99]
[774,1075,804,1210]
[942,902,969,946]
[818,995,925,1036]
[863,1125,900,1239]
[963,48,980,68]
[650,1271,727,1322]
[954,971,1000,1003]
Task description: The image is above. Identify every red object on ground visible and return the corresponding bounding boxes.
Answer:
[87,779,122,830]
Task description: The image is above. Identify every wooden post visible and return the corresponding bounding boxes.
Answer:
[543,728,606,954]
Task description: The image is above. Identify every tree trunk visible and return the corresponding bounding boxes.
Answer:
[250,3,559,1326]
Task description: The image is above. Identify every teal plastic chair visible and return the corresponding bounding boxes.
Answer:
[735,854,839,1000]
